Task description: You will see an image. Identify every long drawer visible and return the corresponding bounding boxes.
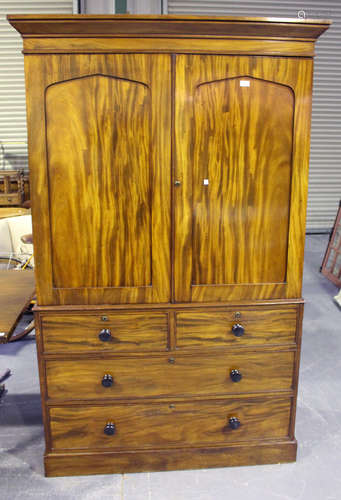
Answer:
[45,350,294,400]
[40,312,168,353]
[49,397,292,450]
[176,306,297,349]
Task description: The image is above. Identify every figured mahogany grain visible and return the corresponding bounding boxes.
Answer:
[45,351,294,400]
[41,312,168,353]
[45,440,297,476]
[22,37,316,57]
[46,75,151,289]
[49,396,292,450]
[176,306,297,348]
[191,77,293,286]
[8,14,330,39]
[174,54,313,302]
[23,53,171,305]
[8,14,328,477]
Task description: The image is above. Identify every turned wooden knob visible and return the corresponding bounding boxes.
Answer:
[98,328,111,342]
[104,422,116,436]
[102,374,114,387]
[230,369,242,382]
[231,324,245,337]
[229,417,241,430]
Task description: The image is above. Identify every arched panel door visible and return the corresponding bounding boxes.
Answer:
[174,55,307,302]
[39,55,171,305]
[47,75,151,290]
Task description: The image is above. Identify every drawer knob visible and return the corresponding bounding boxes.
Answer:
[229,417,241,430]
[230,369,242,383]
[104,422,116,436]
[102,374,114,387]
[99,328,111,342]
[231,323,244,337]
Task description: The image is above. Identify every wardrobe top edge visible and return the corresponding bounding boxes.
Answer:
[7,14,331,41]
[6,14,332,24]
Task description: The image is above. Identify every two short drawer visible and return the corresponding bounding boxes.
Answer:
[40,305,298,353]
[49,396,292,451]
[176,307,297,348]
[40,311,168,353]
[45,350,295,400]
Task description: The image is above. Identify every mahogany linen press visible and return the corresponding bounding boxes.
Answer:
[8,14,330,477]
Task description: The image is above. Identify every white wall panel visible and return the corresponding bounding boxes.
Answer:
[0,1,74,173]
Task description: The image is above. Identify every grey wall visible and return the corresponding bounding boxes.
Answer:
[82,0,114,14]
[82,0,162,13]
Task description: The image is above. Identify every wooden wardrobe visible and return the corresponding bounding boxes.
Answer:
[9,14,330,477]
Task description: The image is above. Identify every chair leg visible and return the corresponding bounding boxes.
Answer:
[8,320,35,342]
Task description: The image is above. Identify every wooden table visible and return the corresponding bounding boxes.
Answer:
[0,207,31,219]
[0,270,35,343]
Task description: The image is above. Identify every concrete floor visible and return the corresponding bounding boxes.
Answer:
[0,234,340,500]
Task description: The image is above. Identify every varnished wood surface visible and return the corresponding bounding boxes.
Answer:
[24,53,171,305]
[8,14,330,39]
[289,302,304,438]
[0,178,31,205]
[49,396,292,450]
[36,302,302,476]
[0,207,31,219]
[0,271,35,342]
[45,351,294,400]
[45,439,297,476]
[40,304,297,353]
[22,38,316,57]
[191,77,293,286]
[22,38,313,305]
[34,312,54,457]
[34,298,304,311]
[176,306,297,348]
[41,312,168,353]
[46,74,151,289]
[174,55,313,302]
[7,14,330,22]
[9,14,327,476]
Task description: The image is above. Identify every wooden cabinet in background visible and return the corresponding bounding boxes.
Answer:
[0,170,24,206]
[9,14,330,477]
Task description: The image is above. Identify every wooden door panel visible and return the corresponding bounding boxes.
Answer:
[47,75,151,289]
[174,55,313,302]
[192,77,293,285]
[25,54,171,304]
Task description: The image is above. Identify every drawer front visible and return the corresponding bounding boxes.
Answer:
[41,312,168,353]
[46,351,294,400]
[176,306,297,348]
[49,397,292,450]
